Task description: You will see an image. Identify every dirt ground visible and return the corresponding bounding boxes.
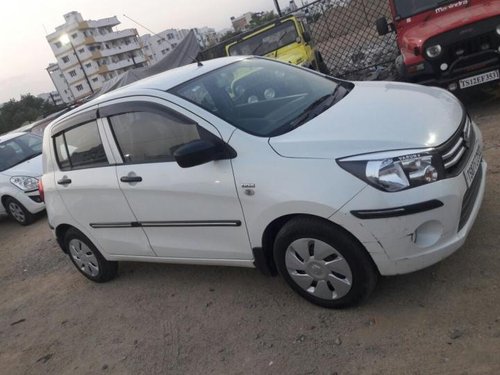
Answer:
[1,86,500,375]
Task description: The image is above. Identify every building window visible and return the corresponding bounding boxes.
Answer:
[75,84,84,91]
[71,33,78,39]
[54,42,62,48]
[78,48,85,54]
[85,62,92,68]
[61,55,70,63]
[69,70,77,77]
[167,33,174,40]
[92,77,98,82]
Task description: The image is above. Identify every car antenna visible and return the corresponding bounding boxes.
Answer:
[194,55,203,67]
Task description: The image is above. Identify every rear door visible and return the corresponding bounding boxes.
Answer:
[51,109,154,257]
[99,96,252,261]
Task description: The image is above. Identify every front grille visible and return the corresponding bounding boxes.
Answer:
[438,116,475,177]
[447,33,496,61]
[459,164,483,231]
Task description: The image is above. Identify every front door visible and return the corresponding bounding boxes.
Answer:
[99,98,252,260]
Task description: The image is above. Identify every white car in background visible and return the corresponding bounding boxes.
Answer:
[41,57,486,308]
[0,132,45,225]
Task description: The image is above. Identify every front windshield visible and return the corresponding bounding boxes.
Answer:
[0,134,42,172]
[171,58,350,137]
[228,20,298,56]
[394,0,452,18]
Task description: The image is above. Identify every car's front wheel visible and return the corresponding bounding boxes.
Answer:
[273,217,378,308]
[64,228,118,283]
[4,197,35,225]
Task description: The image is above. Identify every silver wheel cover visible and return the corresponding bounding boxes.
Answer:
[285,238,353,300]
[8,202,26,223]
[69,239,100,277]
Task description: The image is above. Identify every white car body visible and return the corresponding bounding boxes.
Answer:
[0,132,45,218]
[41,57,486,305]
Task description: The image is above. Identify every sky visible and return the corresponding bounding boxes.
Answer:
[0,0,292,103]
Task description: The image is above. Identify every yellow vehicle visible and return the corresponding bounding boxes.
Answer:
[225,15,329,74]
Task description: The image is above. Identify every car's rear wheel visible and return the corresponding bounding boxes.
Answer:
[5,197,35,226]
[64,228,118,282]
[273,217,378,308]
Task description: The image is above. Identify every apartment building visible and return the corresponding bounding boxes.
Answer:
[46,63,74,103]
[141,28,190,65]
[230,12,253,32]
[46,11,147,102]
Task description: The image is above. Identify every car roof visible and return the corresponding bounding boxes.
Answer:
[0,132,26,143]
[52,56,249,127]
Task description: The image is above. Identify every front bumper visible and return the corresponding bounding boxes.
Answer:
[7,189,45,215]
[331,122,487,276]
[407,52,500,90]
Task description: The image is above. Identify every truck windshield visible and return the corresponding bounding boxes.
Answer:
[228,20,298,56]
[0,134,42,172]
[394,0,457,18]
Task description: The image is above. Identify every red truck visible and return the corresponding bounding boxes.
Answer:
[376,0,500,92]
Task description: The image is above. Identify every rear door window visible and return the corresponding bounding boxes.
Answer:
[53,121,108,170]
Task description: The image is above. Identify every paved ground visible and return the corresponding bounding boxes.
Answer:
[1,87,500,375]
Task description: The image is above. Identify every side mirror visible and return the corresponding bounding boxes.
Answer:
[302,31,311,43]
[174,139,236,168]
[376,17,392,36]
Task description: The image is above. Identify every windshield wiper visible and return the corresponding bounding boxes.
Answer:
[252,41,265,55]
[287,85,343,130]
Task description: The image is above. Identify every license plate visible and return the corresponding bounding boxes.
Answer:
[459,70,500,89]
[464,144,482,187]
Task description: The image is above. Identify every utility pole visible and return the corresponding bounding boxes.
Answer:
[274,0,283,16]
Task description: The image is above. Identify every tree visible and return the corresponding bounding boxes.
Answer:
[0,94,62,134]
[249,11,278,28]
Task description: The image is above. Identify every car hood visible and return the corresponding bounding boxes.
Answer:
[1,154,43,177]
[269,81,463,159]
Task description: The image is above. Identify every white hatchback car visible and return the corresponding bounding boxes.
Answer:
[41,57,486,308]
[0,132,45,225]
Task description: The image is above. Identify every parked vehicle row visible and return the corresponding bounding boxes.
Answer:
[40,57,486,307]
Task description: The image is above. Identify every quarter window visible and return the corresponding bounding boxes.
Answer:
[109,111,203,163]
[54,121,108,170]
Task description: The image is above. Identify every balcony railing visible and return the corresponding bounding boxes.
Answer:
[93,29,138,43]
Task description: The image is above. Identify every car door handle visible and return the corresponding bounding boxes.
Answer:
[57,178,72,185]
[120,176,143,183]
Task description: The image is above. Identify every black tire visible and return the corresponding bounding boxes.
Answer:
[273,217,378,308]
[64,228,118,283]
[4,197,35,226]
[315,51,330,75]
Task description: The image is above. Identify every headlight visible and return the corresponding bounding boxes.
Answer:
[338,151,442,192]
[496,25,500,35]
[10,176,39,191]
[426,44,442,58]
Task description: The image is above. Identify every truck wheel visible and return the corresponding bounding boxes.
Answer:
[315,51,330,75]
[395,55,407,82]
[273,217,378,308]
[64,228,118,283]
